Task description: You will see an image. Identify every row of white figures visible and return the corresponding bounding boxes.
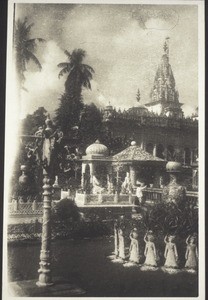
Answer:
[109,228,198,273]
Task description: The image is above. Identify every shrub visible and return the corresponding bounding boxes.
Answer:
[141,202,198,237]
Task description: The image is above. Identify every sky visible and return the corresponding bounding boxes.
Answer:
[15,3,198,118]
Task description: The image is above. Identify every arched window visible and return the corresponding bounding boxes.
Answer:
[184,148,191,165]
[146,143,154,155]
[156,144,165,159]
[167,145,176,161]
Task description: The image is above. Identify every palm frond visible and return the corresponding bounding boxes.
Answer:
[82,64,95,73]
[58,67,69,78]
[64,50,71,60]
[82,78,91,90]
[25,50,42,70]
[57,62,70,69]
[26,38,45,46]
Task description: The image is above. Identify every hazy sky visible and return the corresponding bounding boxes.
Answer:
[15,3,198,118]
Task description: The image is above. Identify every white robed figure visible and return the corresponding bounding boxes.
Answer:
[114,223,119,257]
[107,221,119,261]
[129,228,140,263]
[118,228,125,260]
[143,231,157,267]
[163,235,179,270]
[185,235,198,271]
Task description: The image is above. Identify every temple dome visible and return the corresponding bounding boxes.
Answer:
[86,140,109,157]
[127,103,149,116]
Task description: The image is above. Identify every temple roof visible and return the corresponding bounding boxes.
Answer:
[149,37,180,104]
[113,141,165,162]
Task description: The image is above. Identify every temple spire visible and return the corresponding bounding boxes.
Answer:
[163,37,170,58]
[146,38,184,119]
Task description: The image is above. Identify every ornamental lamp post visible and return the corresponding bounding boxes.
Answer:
[36,114,58,287]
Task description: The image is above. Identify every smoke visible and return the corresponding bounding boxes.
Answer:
[20,40,65,118]
[132,6,179,30]
[17,4,198,118]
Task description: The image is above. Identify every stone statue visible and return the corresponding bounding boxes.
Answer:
[185,234,198,271]
[129,228,140,263]
[143,231,157,267]
[163,235,179,269]
[92,175,105,194]
[121,172,132,194]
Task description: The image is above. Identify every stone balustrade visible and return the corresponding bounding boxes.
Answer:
[8,188,198,216]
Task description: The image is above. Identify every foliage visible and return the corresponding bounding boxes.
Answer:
[57,49,94,94]
[141,202,198,237]
[52,198,80,222]
[55,92,84,137]
[56,49,94,138]
[20,106,47,134]
[78,103,103,148]
[14,17,45,88]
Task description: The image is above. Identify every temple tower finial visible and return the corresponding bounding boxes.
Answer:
[163,37,170,58]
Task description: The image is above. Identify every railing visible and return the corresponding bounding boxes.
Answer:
[8,188,198,216]
[143,188,198,206]
[74,192,136,206]
[143,188,162,203]
[8,200,57,216]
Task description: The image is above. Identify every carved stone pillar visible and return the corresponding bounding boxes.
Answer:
[90,163,95,184]
[81,163,86,188]
[153,144,157,157]
[36,171,53,287]
[129,165,136,186]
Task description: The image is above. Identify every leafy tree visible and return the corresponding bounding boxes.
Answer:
[79,103,103,147]
[55,92,84,137]
[21,106,47,134]
[14,17,45,89]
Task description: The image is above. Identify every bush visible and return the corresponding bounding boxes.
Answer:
[141,202,198,237]
[52,198,80,222]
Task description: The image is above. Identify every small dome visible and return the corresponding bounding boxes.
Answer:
[166,161,182,173]
[131,141,137,146]
[86,140,109,157]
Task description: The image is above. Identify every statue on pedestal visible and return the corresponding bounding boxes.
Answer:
[121,172,132,194]
[163,234,179,269]
[129,228,140,264]
[185,234,198,272]
[92,175,105,194]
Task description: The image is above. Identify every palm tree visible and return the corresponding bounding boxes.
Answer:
[14,17,45,89]
[57,49,94,96]
[55,49,94,136]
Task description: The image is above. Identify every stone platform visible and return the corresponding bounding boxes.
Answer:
[8,277,86,297]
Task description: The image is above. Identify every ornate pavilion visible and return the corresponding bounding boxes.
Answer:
[74,140,166,207]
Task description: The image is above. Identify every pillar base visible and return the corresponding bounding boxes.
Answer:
[36,281,54,287]
[9,277,86,297]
